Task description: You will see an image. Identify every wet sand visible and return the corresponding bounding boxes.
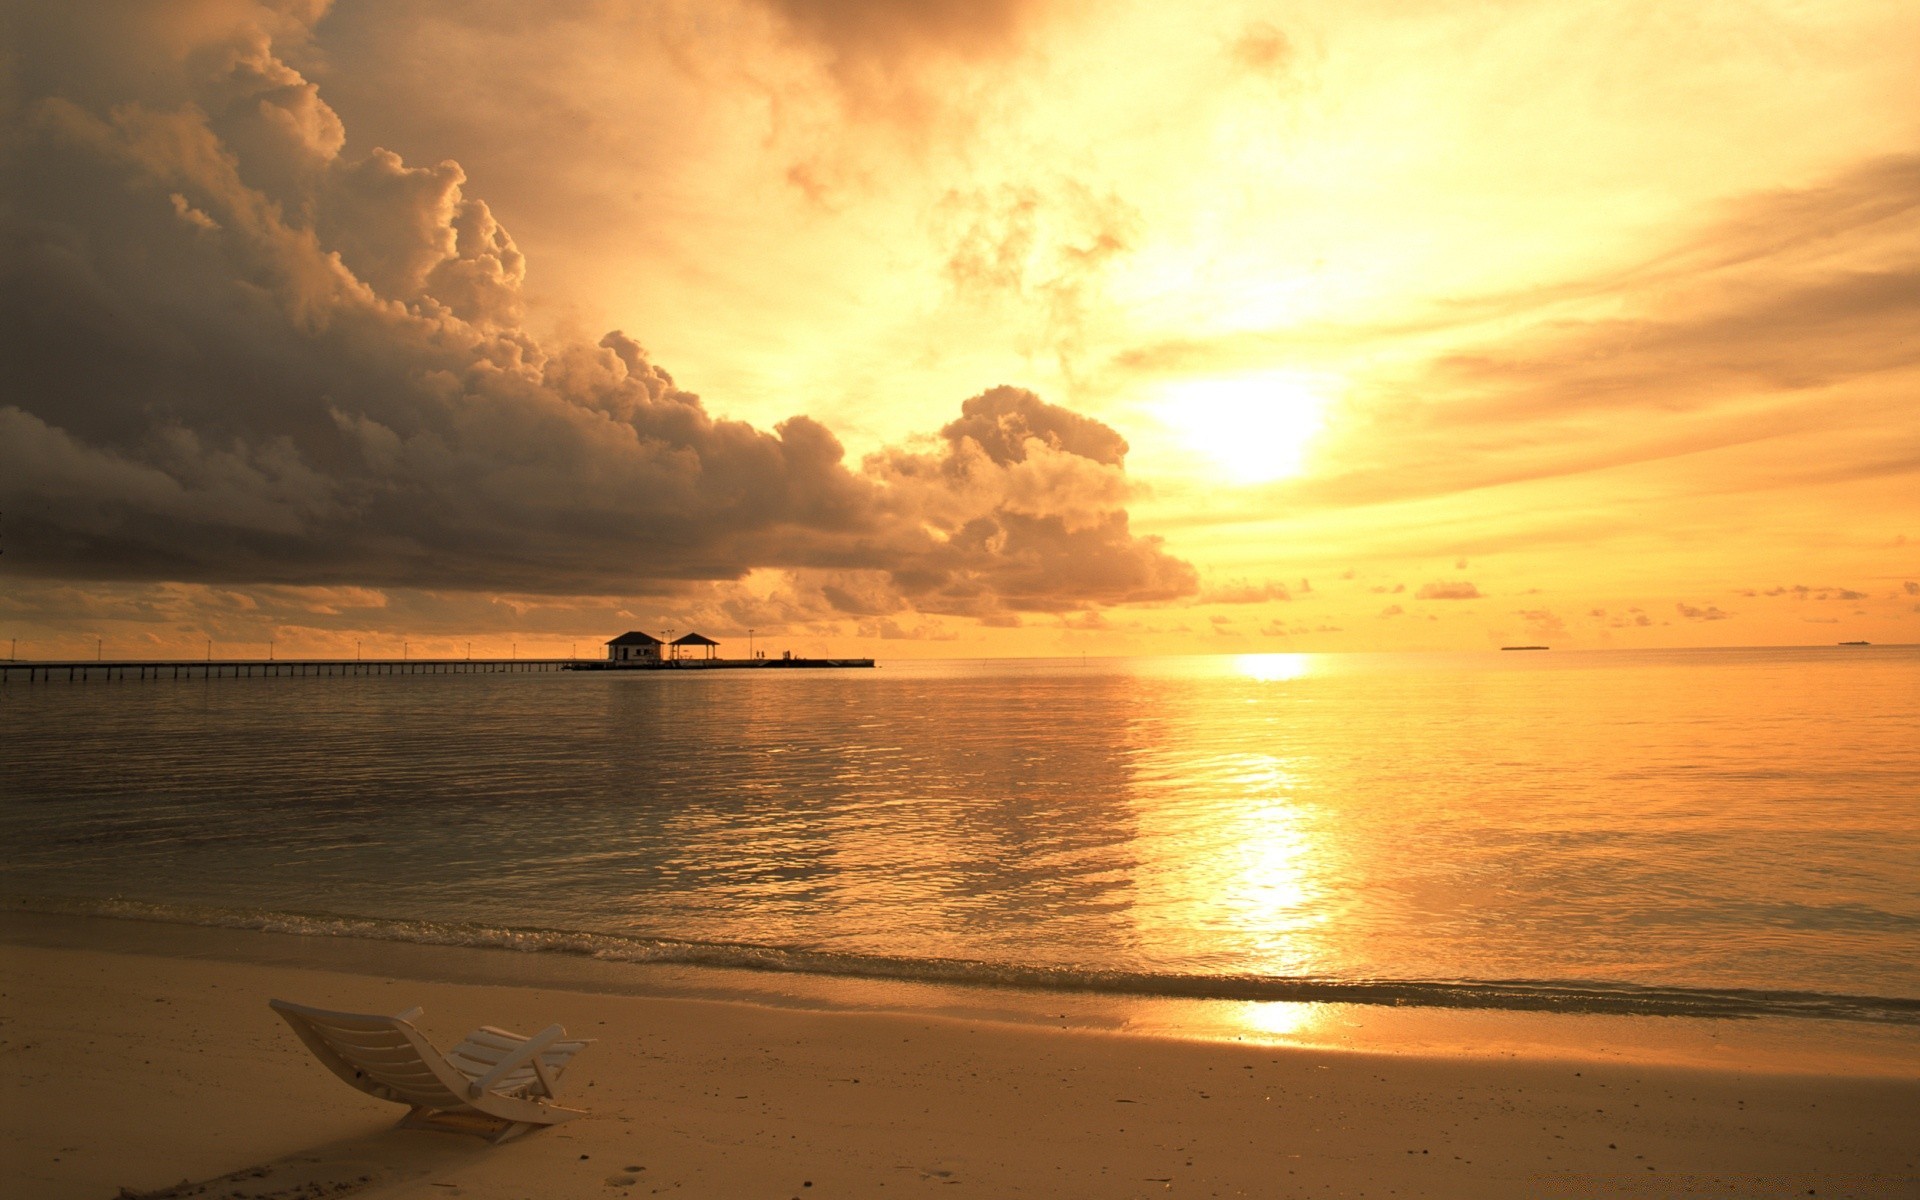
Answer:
[2,928,1914,1200]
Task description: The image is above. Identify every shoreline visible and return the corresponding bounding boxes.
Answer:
[4,914,1916,1199]
[8,908,1919,1080]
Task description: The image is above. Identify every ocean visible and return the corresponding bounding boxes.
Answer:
[4,647,1917,1034]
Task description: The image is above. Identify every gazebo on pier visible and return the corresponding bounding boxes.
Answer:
[670,632,719,661]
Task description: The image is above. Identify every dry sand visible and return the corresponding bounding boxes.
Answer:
[2,929,1915,1200]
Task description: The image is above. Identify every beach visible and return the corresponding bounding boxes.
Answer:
[5,917,1914,1200]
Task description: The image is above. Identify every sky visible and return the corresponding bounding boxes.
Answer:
[3,0,1917,660]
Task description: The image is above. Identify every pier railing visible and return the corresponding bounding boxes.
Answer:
[0,658,582,683]
[1,655,876,682]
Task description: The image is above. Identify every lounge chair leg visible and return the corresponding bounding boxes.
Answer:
[397,1106,435,1132]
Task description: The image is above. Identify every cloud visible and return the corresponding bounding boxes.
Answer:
[1227,21,1292,77]
[1744,584,1874,601]
[755,0,1063,123]
[1200,580,1292,605]
[1110,153,1920,515]
[0,5,1191,623]
[763,0,1037,65]
[1416,581,1481,600]
[1377,604,1403,618]
[935,179,1140,375]
[1515,608,1567,639]
[1676,602,1733,622]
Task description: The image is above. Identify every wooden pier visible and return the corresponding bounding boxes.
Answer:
[2,655,876,683]
[572,658,876,672]
[1,657,580,683]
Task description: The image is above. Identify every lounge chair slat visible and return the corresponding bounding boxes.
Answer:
[306,1015,414,1034]
[326,1043,440,1066]
[353,1062,444,1082]
[312,1028,413,1048]
[320,1034,426,1054]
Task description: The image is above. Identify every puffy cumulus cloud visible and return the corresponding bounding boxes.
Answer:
[1416,581,1481,600]
[860,386,1196,614]
[0,3,1190,624]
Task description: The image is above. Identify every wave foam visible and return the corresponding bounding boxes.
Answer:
[10,894,1917,1025]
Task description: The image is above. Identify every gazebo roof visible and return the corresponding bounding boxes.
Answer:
[606,630,664,645]
[671,632,719,646]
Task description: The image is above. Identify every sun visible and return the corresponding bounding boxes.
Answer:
[1157,371,1332,483]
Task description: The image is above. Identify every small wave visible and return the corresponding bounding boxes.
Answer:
[10,894,1919,1026]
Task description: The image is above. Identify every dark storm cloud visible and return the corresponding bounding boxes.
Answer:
[0,2,1191,619]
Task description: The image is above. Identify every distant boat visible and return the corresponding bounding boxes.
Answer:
[1839,640,1870,646]
[1501,645,1549,651]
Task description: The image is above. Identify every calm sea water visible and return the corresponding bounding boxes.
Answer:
[4,649,1917,1023]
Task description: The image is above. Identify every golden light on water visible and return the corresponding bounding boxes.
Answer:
[1232,1000,1325,1041]
[1235,653,1313,683]
[1158,373,1332,484]
[1128,737,1327,980]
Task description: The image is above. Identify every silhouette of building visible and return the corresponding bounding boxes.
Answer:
[605,631,665,664]
[670,632,719,661]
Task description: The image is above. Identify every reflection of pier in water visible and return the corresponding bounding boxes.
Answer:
[2,655,873,682]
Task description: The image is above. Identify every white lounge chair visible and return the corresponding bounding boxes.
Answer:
[270,999,593,1143]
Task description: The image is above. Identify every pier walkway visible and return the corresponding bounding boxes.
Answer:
[2,658,578,683]
[2,656,876,683]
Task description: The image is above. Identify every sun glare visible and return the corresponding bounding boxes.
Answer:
[1158,372,1332,483]
[1236,653,1312,682]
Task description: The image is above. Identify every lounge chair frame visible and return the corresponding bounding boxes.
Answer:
[271,999,592,1143]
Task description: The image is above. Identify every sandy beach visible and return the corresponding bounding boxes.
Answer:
[3,920,1914,1200]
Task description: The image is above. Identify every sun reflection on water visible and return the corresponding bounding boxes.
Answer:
[1126,711,1331,981]
[1235,653,1312,682]
[1233,1000,1325,1040]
